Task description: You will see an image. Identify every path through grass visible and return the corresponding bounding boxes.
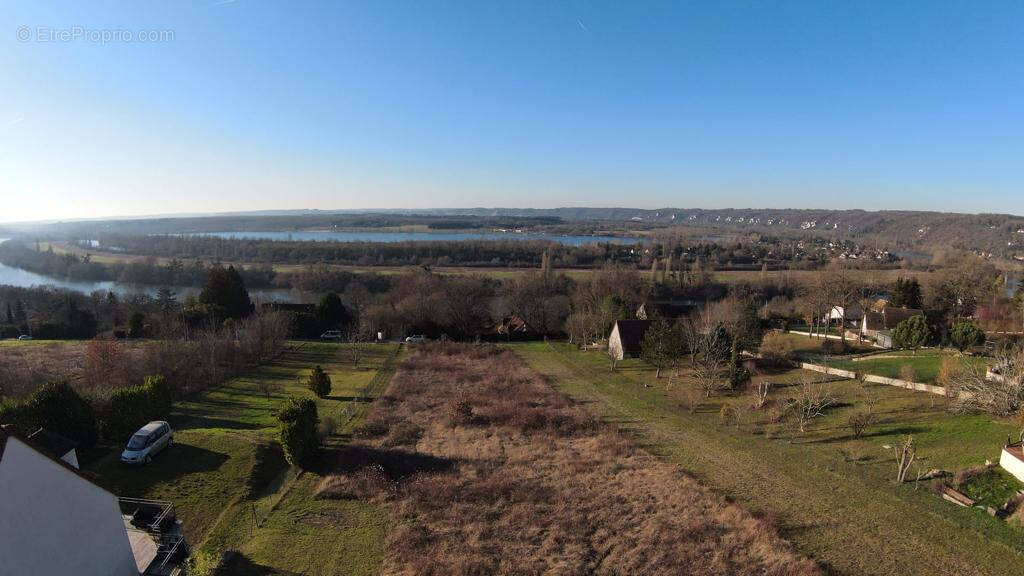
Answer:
[512,342,1024,576]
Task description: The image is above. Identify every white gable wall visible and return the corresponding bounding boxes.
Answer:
[0,437,139,575]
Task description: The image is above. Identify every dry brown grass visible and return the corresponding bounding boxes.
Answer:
[318,343,820,576]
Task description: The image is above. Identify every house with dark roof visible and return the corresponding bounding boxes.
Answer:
[608,319,651,360]
[861,307,924,347]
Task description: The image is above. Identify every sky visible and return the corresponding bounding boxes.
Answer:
[2,0,1023,223]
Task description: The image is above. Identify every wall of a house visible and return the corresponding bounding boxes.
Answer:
[0,438,139,576]
[608,327,624,360]
[1000,448,1024,484]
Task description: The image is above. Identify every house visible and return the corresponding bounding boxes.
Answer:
[861,308,924,339]
[0,427,140,575]
[0,427,184,575]
[1001,442,1024,483]
[608,319,651,361]
[821,304,864,325]
[497,315,532,335]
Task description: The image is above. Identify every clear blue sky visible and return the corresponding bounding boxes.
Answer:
[2,0,1023,222]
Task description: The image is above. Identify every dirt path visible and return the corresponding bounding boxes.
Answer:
[513,343,1024,576]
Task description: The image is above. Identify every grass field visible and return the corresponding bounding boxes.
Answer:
[85,341,400,575]
[830,349,990,384]
[511,342,1024,576]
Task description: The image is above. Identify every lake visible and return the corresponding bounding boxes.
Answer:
[184,230,642,245]
[0,261,305,303]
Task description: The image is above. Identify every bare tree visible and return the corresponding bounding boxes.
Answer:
[685,316,730,397]
[892,435,917,483]
[789,375,835,433]
[948,346,1024,416]
[753,379,772,409]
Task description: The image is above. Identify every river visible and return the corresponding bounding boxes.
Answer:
[0,261,305,303]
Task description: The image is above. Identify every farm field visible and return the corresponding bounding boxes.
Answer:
[511,341,1024,576]
[85,341,400,575]
[315,343,820,575]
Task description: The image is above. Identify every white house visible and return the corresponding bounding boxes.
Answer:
[1001,442,1024,484]
[821,304,865,324]
[0,428,141,575]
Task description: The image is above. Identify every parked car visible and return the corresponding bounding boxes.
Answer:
[121,421,173,465]
[17,335,32,341]
[405,335,426,343]
[320,330,343,340]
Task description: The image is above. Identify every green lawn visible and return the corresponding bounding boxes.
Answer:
[86,341,400,575]
[0,339,72,347]
[830,349,989,384]
[511,341,1024,576]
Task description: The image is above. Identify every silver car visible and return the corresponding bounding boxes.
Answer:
[121,421,173,465]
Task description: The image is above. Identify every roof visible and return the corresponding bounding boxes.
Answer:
[137,421,168,435]
[0,426,112,496]
[864,308,923,331]
[637,301,693,320]
[612,319,651,354]
[27,428,79,459]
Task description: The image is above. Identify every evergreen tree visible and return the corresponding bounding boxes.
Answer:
[156,287,178,317]
[307,365,332,398]
[200,265,253,319]
[892,315,930,353]
[891,277,923,309]
[640,318,683,378]
[316,292,346,330]
[950,321,985,352]
[278,397,319,468]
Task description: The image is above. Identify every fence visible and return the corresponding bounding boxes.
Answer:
[798,360,958,398]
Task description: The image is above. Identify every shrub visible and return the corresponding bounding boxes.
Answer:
[307,365,332,398]
[719,403,737,426]
[105,385,153,441]
[383,421,423,447]
[899,364,917,383]
[937,356,962,387]
[847,411,874,438]
[0,381,98,447]
[278,397,319,468]
[759,332,794,366]
[318,415,338,440]
[353,419,389,438]
[447,396,474,426]
[102,375,173,441]
[145,375,173,417]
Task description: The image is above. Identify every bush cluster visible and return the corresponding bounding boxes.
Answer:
[278,397,319,468]
[103,375,174,440]
[0,381,98,447]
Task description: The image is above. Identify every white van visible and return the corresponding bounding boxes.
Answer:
[121,421,173,465]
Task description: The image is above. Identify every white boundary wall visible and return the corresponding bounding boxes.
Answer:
[798,361,970,398]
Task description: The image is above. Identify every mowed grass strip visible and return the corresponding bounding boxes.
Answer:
[830,349,988,384]
[87,341,399,575]
[511,342,1024,576]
